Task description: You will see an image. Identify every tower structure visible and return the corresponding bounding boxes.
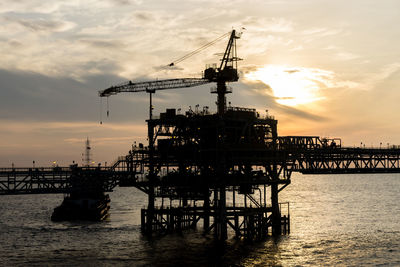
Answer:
[83,137,92,167]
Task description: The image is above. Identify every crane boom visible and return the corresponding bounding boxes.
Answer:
[99,29,241,114]
[99,78,210,97]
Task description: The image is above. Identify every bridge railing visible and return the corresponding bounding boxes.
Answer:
[290,147,400,174]
[0,167,72,194]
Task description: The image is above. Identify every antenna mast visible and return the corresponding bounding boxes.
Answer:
[83,137,92,167]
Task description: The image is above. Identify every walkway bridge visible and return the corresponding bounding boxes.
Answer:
[3,137,400,196]
[2,136,400,195]
[278,136,400,174]
[0,166,131,195]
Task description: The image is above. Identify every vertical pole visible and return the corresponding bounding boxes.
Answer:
[264,184,266,207]
[214,186,227,240]
[244,193,247,237]
[203,189,210,231]
[271,120,281,235]
[213,187,218,238]
[217,81,226,115]
[141,209,146,231]
[233,188,238,237]
[146,89,155,234]
[271,183,281,235]
[233,186,235,207]
[219,186,227,240]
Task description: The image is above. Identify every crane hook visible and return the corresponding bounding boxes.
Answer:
[100,97,103,124]
[107,97,110,117]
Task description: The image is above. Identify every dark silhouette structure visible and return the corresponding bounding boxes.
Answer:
[1,30,400,240]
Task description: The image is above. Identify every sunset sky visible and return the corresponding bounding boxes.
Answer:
[1,0,399,166]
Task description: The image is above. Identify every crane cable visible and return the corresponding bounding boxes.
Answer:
[166,31,230,67]
[99,96,110,124]
[146,31,231,79]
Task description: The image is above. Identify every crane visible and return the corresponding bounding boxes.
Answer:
[98,30,241,115]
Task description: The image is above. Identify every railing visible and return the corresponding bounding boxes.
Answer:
[288,146,400,174]
[278,136,342,150]
[0,166,136,195]
[226,106,256,113]
[0,167,72,194]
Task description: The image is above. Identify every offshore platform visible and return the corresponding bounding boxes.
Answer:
[1,30,400,240]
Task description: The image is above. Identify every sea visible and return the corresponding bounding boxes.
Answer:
[1,173,399,266]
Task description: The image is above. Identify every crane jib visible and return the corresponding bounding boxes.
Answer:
[99,78,211,97]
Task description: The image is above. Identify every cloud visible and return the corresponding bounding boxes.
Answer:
[289,45,303,51]
[79,39,125,49]
[302,27,342,37]
[0,3,291,81]
[275,104,326,121]
[133,11,155,21]
[303,28,327,35]
[0,67,224,123]
[108,0,142,5]
[0,0,142,14]
[335,52,360,61]
[284,69,300,74]
[7,40,23,47]
[233,77,326,122]
[323,45,339,50]
[241,17,294,33]
[120,10,186,30]
[339,62,400,91]
[376,63,400,81]
[0,68,145,122]
[4,17,76,33]
[78,25,117,36]
[0,1,64,14]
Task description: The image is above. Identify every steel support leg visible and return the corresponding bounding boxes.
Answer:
[203,191,210,231]
[271,183,281,235]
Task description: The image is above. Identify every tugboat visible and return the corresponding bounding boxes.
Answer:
[51,137,111,221]
[51,193,110,221]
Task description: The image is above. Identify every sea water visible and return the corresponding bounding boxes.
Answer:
[1,173,399,266]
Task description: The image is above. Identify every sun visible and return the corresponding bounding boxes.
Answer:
[245,65,329,106]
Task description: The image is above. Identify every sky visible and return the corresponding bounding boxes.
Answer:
[1,0,400,166]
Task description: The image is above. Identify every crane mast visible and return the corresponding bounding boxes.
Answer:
[204,29,241,114]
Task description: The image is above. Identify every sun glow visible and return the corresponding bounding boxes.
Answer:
[245,65,331,106]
